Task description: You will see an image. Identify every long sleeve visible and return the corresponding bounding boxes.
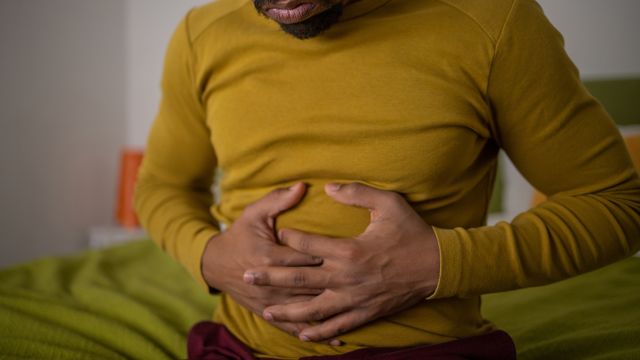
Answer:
[134,14,219,288]
[430,0,640,299]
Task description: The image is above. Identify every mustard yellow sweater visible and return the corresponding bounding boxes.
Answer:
[135,0,640,358]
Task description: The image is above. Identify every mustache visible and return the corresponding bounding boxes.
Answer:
[253,0,278,7]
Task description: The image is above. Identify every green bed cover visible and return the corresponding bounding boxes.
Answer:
[1,240,638,359]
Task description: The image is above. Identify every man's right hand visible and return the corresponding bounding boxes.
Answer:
[201,182,325,339]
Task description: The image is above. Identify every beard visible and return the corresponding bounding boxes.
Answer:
[254,0,344,39]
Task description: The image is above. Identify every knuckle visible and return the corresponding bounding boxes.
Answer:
[243,202,261,218]
[343,184,360,197]
[293,272,306,287]
[269,187,289,199]
[297,236,311,253]
[342,273,360,286]
[311,309,324,321]
[262,287,276,298]
[260,255,275,266]
[261,245,276,257]
[339,244,359,261]
[275,256,290,266]
[380,192,401,210]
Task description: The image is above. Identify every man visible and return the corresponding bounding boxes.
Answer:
[134,0,640,358]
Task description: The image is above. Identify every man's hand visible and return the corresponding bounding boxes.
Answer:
[201,182,326,339]
[243,183,441,343]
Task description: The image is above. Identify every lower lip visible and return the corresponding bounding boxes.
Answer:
[266,3,316,24]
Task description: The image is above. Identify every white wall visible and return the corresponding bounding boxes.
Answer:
[0,0,209,267]
[126,0,210,148]
[0,0,128,266]
[539,0,640,79]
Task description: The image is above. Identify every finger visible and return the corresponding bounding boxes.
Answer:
[262,287,324,298]
[262,292,347,323]
[298,309,371,343]
[270,321,311,339]
[244,267,330,288]
[279,228,349,259]
[325,182,400,212]
[266,245,323,267]
[245,182,306,219]
[271,321,342,346]
[282,295,317,304]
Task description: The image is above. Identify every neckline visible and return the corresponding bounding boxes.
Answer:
[340,0,392,21]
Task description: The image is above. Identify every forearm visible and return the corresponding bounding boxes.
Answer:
[135,174,219,288]
[431,176,640,299]
[427,0,639,300]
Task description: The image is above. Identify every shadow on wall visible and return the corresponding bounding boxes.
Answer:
[0,0,128,267]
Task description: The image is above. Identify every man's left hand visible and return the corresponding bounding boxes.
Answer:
[242,182,441,343]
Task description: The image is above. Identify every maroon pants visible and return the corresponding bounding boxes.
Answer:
[187,321,517,360]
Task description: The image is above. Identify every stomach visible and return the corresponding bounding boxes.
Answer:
[210,181,494,358]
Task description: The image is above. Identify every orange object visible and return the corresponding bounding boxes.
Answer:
[116,149,144,228]
[530,189,547,208]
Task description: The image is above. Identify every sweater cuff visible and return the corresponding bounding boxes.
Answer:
[427,227,463,300]
[190,227,220,290]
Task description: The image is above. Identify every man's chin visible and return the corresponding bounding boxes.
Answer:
[279,4,343,39]
[256,2,344,40]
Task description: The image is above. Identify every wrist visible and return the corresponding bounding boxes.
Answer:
[201,232,224,293]
[422,226,441,298]
[425,226,448,300]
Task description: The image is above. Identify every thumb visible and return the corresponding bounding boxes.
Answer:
[324,182,396,212]
[246,182,307,219]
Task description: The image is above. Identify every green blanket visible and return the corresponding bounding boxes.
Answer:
[0,241,215,360]
[483,257,640,359]
[1,240,639,359]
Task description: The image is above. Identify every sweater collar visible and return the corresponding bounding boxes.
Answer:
[340,0,391,21]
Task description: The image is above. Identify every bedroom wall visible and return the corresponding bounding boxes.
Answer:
[0,0,128,267]
[126,0,211,148]
[0,1,210,268]
[538,0,640,79]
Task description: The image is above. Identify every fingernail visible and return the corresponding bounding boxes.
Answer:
[330,339,343,347]
[326,183,342,192]
[263,312,273,321]
[312,256,323,264]
[243,272,255,284]
[300,335,310,342]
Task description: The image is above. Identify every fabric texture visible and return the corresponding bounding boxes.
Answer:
[188,322,516,360]
[531,131,640,207]
[0,240,216,360]
[483,256,640,359]
[188,322,258,360]
[134,0,640,357]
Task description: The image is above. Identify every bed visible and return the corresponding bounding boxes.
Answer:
[1,239,639,359]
